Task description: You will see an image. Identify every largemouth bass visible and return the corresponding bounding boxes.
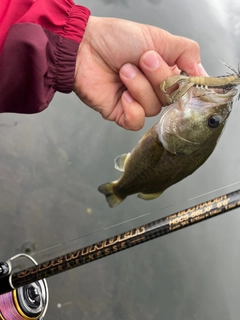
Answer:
[98,78,238,208]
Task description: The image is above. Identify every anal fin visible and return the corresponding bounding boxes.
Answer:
[137,191,163,200]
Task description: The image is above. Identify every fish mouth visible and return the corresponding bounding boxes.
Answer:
[194,87,238,101]
[211,87,238,96]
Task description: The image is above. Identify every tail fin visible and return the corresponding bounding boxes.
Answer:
[98,182,124,208]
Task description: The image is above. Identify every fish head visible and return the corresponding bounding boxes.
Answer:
[157,86,238,155]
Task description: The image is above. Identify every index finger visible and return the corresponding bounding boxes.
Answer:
[154,31,207,76]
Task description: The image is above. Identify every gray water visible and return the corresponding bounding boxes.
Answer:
[1,0,240,319]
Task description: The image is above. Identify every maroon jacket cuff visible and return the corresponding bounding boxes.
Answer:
[0,3,90,114]
[44,29,80,94]
[0,23,81,113]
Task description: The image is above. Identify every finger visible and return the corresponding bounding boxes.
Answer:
[119,63,161,116]
[140,50,179,105]
[157,32,208,76]
[109,90,145,131]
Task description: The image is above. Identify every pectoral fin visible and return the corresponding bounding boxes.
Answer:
[114,153,130,172]
[137,191,163,200]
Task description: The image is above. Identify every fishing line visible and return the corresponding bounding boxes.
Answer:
[188,180,240,201]
[0,293,25,320]
[31,179,240,259]
[32,212,152,256]
[0,254,49,319]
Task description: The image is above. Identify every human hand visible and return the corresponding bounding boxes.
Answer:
[74,16,207,130]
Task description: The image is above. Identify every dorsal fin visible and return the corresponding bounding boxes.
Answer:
[114,153,130,172]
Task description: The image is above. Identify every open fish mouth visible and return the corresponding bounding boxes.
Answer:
[160,61,240,104]
[191,86,238,104]
[201,87,238,96]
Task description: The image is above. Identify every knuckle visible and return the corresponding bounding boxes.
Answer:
[124,113,144,131]
[181,36,200,55]
[190,39,200,53]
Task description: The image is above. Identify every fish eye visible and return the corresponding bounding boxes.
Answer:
[208,115,221,128]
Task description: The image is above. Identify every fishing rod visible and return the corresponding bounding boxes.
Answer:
[0,188,240,319]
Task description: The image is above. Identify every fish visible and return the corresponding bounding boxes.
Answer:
[98,79,239,208]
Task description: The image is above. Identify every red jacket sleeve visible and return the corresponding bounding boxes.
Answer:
[0,0,90,113]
